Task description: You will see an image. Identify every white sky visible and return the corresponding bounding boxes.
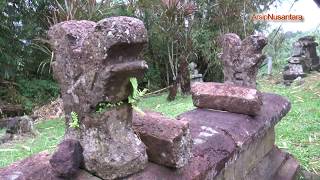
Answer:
[267,0,320,32]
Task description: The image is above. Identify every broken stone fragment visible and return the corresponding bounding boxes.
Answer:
[191,82,262,116]
[133,111,192,168]
[48,16,148,179]
[5,115,34,134]
[50,139,84,178]
[0,151,101,180]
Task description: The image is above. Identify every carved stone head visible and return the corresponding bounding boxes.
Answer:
[49,17,148,115]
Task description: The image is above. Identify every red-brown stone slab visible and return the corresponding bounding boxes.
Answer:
[133,111,192,168]
[127,93,291,180]
[191,82,263,116]
[181,93,290,147]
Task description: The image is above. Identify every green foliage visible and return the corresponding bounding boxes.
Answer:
[190,27,223,82]
[0,78,59,114]
[69,111,79,129]
[129,77,148,104]
[0,0,279,113]
[263,28,287,70]
[262,29,320,75]
[16,79,59,112]
[143,62,163,90]
[138,93,194,118]
[95,101,123,113]
[129,77,148,114]
[95,78,147,114]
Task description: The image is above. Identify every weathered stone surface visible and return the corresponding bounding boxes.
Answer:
[219,33,267,88]
[246,146,288,180]
[215,128,275,180]
[48,16,148,179]
[274,154,300,180]
[298,36,320,70]
[127,93,291,179]
[0,116,34,144]
[133,111,192,168]
[189,62,203,83]
[283,66,307,81]
[5,115,34,134]
[50,139,84,178]
[80,105,147,179]
[0,151,101,180]
[191,82,262,116]
[284,35,320,84]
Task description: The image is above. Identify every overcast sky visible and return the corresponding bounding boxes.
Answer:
[267,0,320,32]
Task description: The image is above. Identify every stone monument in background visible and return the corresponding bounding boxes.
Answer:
[189,62,203,83]
[283,36,320,85]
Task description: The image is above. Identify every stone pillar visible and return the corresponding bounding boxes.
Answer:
[48,17,148,179]
[219,33,267,88]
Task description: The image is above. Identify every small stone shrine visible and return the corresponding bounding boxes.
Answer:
[283,36,320,84]
[189,62,203,83]
[0,24,300,180]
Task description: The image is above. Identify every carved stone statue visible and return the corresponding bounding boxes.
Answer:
[48,17,148,179]
[219,33,267,88]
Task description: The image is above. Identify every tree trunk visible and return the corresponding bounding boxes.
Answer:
[167,78,178,101]
[179,56,191,95]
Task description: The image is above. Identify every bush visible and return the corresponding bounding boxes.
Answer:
[16,78,59,112]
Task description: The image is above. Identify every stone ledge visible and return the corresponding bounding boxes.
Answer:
[127,93,291,179]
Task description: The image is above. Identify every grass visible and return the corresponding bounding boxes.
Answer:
[258,72,320,175]
[0,119,65,167]
[139,94,194,118]
[0,73,319,175]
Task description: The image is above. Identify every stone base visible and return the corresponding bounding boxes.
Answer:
[127,93,292,179]
[246,146,300,180]
[76,105,147,180]
[0,93,299,180]
[215,128,275,179]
